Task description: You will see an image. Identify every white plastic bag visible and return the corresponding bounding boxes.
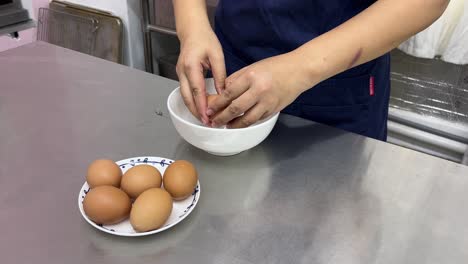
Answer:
[398,0,468,65]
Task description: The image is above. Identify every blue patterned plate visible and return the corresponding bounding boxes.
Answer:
[78,156,200,237]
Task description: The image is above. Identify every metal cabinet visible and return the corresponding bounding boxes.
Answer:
[141,0,218,75]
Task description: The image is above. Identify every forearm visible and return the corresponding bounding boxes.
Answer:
[294,0,449,90]
[173,0,211,41]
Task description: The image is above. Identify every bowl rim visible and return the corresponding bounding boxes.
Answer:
[167,87,279,132]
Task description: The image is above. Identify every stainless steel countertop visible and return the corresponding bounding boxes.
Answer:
[1,42,468,264]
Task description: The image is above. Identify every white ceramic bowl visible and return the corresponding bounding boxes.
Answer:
[167,79,279,156]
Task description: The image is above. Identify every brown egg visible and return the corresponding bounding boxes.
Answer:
[86,159,122,188]
[121,165,162,199]
[206,94,218,106]
[83,186,131,225]
[130,188,173,232]
[206,94,225,115]
[163,160,198,200]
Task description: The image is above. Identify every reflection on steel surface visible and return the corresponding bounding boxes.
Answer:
[390,50,468,126]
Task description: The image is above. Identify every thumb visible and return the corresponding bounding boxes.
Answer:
[208,51,227,94]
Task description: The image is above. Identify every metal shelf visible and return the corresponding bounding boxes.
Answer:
[141,0,216,74]
[147,24,176,36]
[141,0,178,74]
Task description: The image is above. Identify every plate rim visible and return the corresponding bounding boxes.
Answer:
[78,156,201,237]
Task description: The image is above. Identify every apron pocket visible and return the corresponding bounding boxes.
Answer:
[286,71,376,135]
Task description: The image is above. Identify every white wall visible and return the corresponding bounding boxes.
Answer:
[66,0,145,70]
[21,0,33,16]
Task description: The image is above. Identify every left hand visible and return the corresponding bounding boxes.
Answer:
[207,52,312,128]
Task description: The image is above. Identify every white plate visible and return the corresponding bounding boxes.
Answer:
[78,156,200,237]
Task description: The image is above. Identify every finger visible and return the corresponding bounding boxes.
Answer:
[227,103,268,129]
[225,66,248,88]
[201,60,210,70]
[208,51,226,94]
[207,71,250,117]
[260,109,276,120]
[178,73,199,119]
[186,63,209,124]
[210,88,258,127]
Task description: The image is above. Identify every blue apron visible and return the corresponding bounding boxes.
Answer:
[214,0,390,141]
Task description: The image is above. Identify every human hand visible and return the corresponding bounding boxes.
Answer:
[207,52,313,128]
[176,26,226,125]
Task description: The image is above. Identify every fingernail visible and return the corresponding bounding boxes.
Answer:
[206,108,214,117]
[202,117,209,125]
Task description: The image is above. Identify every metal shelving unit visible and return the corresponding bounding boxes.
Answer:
[388,50,468,165]
[140,0,217,75]
[140,0,177,74]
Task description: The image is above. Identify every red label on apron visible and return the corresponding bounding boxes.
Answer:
[370,76,375,96]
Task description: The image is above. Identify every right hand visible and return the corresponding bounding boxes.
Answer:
[176,26,226,125]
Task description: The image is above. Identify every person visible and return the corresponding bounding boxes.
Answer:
[172,0,449,141]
